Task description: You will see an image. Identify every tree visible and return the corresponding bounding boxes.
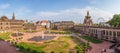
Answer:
[32,50,37,53]
[109,14,120,27]
[26,48,30,52]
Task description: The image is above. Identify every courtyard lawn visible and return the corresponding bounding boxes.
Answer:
[81,36,102,44]
[18,30,37,33]
[0,32,12,40]
[17,36,86,53]
[50,30,71,34]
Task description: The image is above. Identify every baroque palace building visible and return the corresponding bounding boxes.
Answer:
[0,13,25,31]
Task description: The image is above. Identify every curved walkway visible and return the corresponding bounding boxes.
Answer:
[74,34,114,53]
[0,40,20,53]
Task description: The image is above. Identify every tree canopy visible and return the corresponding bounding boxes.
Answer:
[109,14,120,27]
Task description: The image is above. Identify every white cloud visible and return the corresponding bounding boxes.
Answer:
[34,6,113,23]
[0,3,10,10]
[13,7,32,20]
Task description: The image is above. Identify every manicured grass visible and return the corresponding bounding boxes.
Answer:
[50,30,71,34]
[17,42,45,53]
[16,36,86,53]
[17,37,71,53]
[81,36,102,43]
[0,32,12,40]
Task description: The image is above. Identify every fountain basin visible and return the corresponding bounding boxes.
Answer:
[28,36,56,42]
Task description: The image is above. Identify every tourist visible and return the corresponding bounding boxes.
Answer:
[101,49,106,53]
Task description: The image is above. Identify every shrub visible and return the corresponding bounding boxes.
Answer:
[76,50,79,53]
[51,51,54,53]
[19,46,24,51]
[81,36,102,43]
[26,48,30,52]
[74,42,88,53]
[32,50,37,53]
[40,51,45,53]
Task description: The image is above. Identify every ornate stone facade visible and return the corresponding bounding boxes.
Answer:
[83,11,93,26]
[23,22,36,30]
[56,21,74,30]
[0,13,25,30]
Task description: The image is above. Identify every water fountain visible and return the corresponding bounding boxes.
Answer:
[16,30,18,36]
[41,31,44,39]
[28,30,56,42]
[11,30,23,37]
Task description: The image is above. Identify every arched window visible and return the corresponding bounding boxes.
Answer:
[1,27,2,29]
[6,26,9,29]
[0,23,2,25]
[6,23,8,25]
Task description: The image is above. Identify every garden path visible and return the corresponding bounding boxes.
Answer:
[0,40,20,53]
[73,34,114,53]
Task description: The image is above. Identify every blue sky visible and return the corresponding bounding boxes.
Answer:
[0,0,120,23]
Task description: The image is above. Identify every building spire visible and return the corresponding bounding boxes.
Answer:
[87,10,89,16]
[12,12,15,20]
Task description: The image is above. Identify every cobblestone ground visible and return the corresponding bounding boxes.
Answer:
[87,41,114,53]
[0,40,20,53]
[75,34,114,53]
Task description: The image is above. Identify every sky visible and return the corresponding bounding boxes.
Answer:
[0,0,120,23]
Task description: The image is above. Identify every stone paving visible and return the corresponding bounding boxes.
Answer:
[74,34,114,53]
[0,40,20,53]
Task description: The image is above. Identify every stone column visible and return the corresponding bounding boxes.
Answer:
[89,29,91,33]
[104,30,106,39]
[105,30,106,35]
[83,27,84,33]
[95,29,96,34]
[92,29,94,34]
[108,30,110,39]
[116,31,117,38]
[111,31,113,40]
[97,30,102,40]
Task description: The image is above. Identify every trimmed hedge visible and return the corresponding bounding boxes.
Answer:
[81,36,102,43]
[51,31,71,34]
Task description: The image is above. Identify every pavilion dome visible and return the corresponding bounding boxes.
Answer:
[1,16,8,21]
